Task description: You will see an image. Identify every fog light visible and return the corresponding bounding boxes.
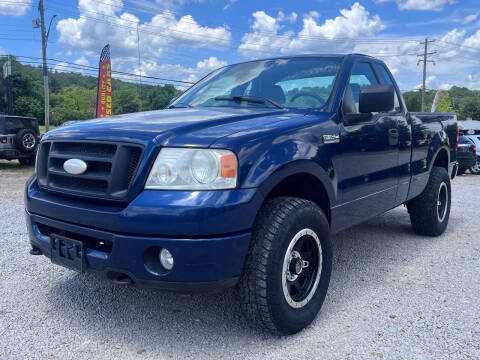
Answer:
[159,248,174,270]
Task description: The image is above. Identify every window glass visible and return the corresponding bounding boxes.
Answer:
[173,58,341,110]
[344,62,379,113]
[374,64,401,112]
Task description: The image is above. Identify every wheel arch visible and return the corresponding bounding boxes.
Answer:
[257,161,336,227]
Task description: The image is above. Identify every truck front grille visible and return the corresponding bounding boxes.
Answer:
[36,140,143,200]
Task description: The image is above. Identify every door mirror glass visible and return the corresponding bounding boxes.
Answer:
[359,85,394,114]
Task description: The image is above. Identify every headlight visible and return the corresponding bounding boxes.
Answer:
[145,148,237,190]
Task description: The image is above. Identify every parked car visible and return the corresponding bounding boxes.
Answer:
[457,136,477,175]
[464,134,480,174]
[25,54,458,335]
[0,114,40,165]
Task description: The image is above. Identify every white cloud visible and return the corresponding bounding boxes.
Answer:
[307,11,320,19]
[456,12,479,25]
[238,11,294,58]
[53,62,71,73]
[277,11,298,24]
[378,0,454,11]
[439,83,453,90]
[415,75,436,89]
[238,3,384,58]
[0,46,5,55]
[0,0,32,16]
[56,0,231,62]
[223,0,237,11]
[133,56,226,84]
[74,56,90,67]
[289,3,384,52]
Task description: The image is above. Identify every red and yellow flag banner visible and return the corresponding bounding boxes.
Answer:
[96,44,112,118]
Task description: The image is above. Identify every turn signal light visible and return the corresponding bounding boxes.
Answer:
[221,154,237,178]
[0,137,7,143]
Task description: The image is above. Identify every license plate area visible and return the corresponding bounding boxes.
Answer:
[50,234,85,273]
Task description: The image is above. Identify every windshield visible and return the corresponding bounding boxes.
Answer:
[172,57,341,110]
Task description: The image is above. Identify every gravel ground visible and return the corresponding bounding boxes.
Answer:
[1,160,479,360]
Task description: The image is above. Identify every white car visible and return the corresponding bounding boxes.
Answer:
[465,134,480,174]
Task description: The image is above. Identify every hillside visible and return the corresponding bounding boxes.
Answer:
[0,57,181,125]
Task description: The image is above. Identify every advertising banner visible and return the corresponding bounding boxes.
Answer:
[96,45,112,118]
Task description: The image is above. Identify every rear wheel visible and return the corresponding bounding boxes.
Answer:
[407,167,451,236]
[237,197,332,335]
[470,157,480,174]
[15,129,37,153]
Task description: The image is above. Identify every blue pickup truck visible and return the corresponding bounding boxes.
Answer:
[25,54,458,335]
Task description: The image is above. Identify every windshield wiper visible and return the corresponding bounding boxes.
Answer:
[168,102,194,109]
[214,96,285,109]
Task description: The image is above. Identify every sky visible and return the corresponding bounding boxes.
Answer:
[0,0,479,91]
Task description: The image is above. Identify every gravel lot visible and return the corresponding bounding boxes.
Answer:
[1,160,479,360]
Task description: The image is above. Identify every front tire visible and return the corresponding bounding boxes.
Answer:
[237,197,332,335]
[407,166,451,236]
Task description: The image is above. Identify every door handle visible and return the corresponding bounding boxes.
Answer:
[388,129,399,146]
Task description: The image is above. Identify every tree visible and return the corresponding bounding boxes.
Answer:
[12,96,43,120]
[435,92,453,113]
[459,97,480,120]
[113,89,141,114]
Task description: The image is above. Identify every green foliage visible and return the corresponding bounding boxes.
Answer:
[459,97,480,120]
[0,57,182,125]
[402,87,480,118]
[435,92,453,113]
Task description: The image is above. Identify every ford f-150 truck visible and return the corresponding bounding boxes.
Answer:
[25,54,458,335]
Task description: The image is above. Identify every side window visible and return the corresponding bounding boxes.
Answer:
[373,64,402,112]
[345,62,379,113]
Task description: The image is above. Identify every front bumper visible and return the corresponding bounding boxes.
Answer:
[25,176,263,289]
[27,211,251,289]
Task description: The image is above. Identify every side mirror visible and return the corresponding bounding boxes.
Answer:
[359,85,394,114]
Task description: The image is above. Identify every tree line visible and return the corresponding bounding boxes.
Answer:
[1,57,480,124]
[403,87,480,119]
[0,57,182,125]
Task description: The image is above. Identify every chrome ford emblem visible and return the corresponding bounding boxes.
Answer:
[63,159,87,175]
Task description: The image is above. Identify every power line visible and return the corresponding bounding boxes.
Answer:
[7,57,191,87]
[13,55,195,84]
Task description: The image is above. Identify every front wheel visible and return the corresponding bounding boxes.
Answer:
[237,197,332,335]
[407,166,451,236]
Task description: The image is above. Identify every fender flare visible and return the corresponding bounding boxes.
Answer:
[257,160,337,207]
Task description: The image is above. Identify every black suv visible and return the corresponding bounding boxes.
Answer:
[0,114,40,165]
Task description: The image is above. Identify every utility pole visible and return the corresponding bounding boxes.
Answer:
[417,37,436,112]
[136,23,143,112]
[34,1,56,132]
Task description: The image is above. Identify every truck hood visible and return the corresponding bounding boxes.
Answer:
[44,107,331,147]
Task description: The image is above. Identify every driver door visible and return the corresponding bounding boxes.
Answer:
[332,61,400,230]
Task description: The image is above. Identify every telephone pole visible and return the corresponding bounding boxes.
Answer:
[417,38,436,112]
[34,0,56,132]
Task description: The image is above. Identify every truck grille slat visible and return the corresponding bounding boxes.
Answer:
[37,140,144,200]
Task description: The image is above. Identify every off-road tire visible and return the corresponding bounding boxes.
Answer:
[407,166,451,236]
[236,197,332,335]
[14,129,37,153]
